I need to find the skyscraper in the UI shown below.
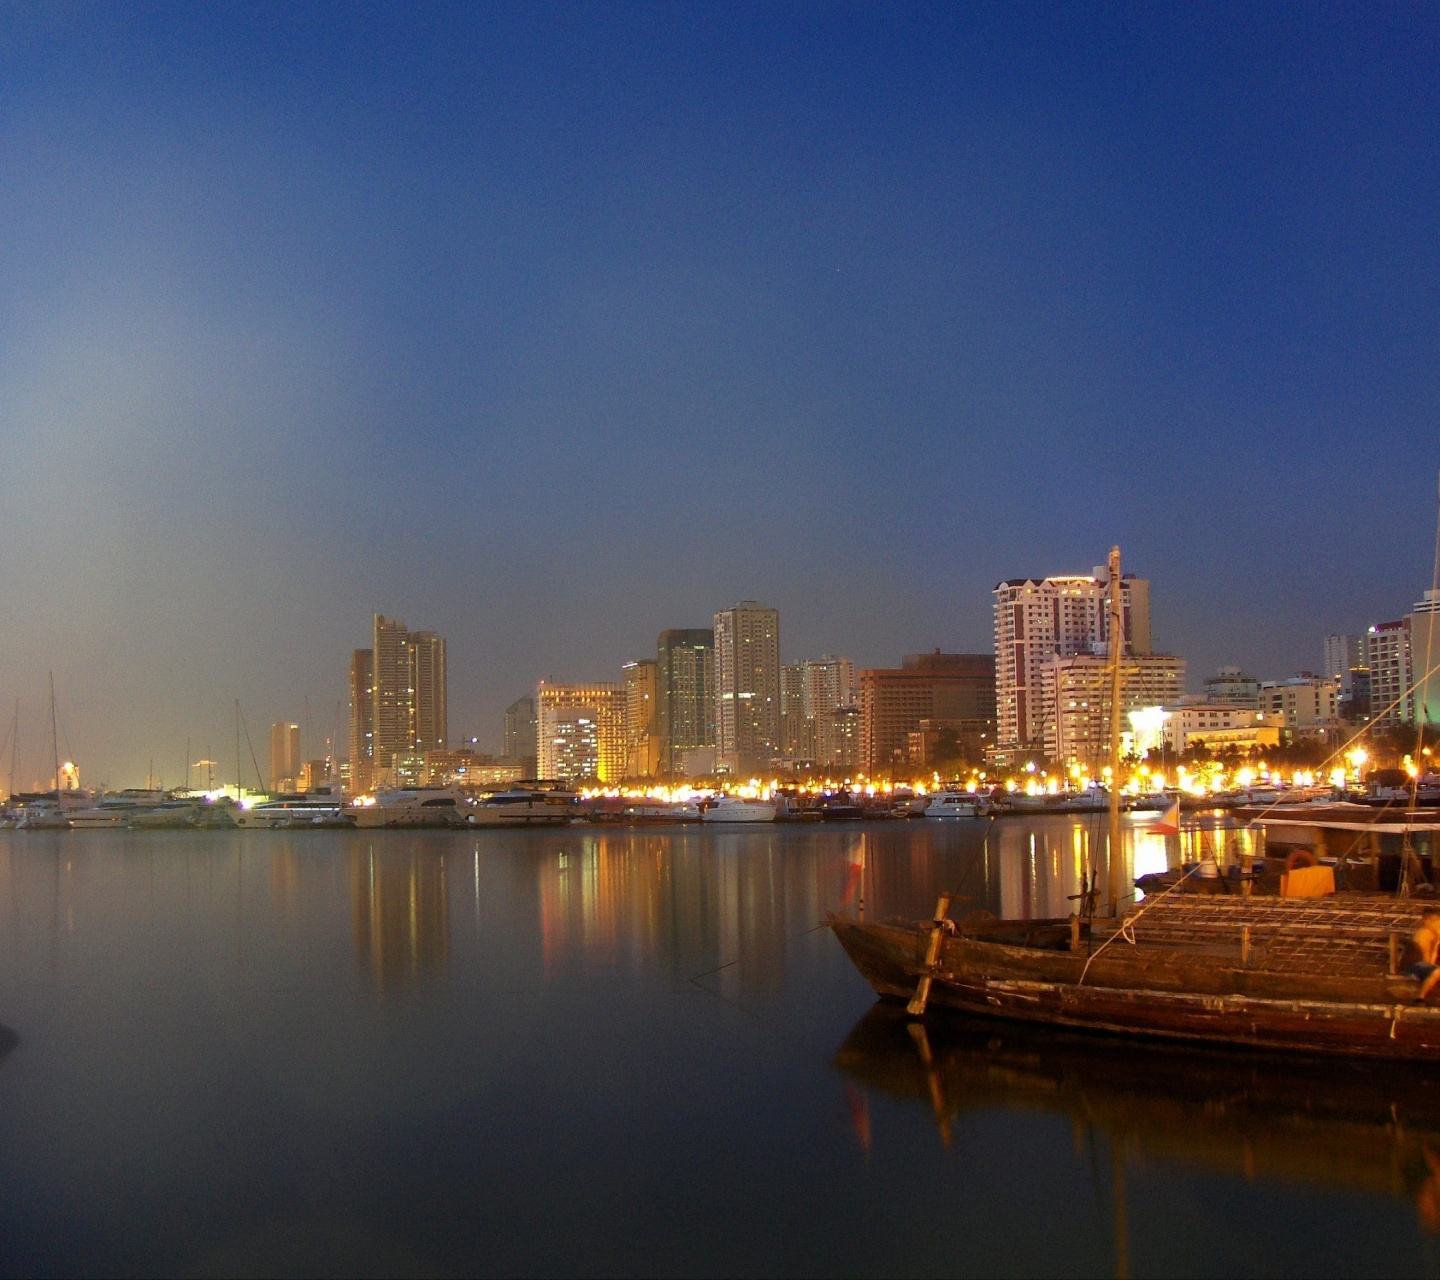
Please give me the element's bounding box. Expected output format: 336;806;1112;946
372;614;413;772
993;570;1152;755
352;614;449;787
348;648;375;792
713;601;780;776
269;722;300;792
536;681;625;783
409;631;447;752
780;655;856;765
1410;590;1440;727
621;659;660;778
656;629;714;776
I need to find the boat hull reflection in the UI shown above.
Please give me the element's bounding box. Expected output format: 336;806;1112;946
834;1004;1440;1227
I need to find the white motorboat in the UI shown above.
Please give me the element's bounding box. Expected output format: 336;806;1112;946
620;801;703;823
233;788;354;829
351;786;466;828
466;789;577;827
924;791;988;819
700;796;777;823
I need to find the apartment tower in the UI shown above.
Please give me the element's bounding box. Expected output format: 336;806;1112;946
656;628;715;776
993;570;1152;755
713;602;781;776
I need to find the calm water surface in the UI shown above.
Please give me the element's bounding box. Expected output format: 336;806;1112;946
0;816;1435;1277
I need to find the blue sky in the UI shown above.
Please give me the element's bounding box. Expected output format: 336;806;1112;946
0;3;1436;784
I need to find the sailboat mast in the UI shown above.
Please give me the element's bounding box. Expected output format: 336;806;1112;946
235;700;241;801
1106;547;1125;916
49;672;60;794
9;698;17;800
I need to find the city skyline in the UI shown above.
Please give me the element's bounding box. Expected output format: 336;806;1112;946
1;6;1438;785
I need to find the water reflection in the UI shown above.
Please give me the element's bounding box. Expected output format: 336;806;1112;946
350;843;449;996
835;1004;1440;1232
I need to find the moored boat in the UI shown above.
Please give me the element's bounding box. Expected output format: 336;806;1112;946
829;892;1440;1059
465;788;577;827
924;791;988;819
233;788;353;829
699;796;777;823
351;786;465;828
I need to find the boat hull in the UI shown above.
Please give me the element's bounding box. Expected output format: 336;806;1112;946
829;916;1440;1060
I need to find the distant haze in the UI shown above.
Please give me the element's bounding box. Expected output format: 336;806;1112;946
0;5;1436;786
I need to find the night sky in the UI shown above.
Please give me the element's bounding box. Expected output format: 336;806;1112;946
1;3;1436;787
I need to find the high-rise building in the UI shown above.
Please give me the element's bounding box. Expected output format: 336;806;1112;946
502;696;538;771
858;652;996;772
409;631;447;752
993;569;1152;754
356;614;449;785
1410;590;1440;726
621;659;660;778
1323;635;1362;685
779;655;856;766
372;614;413;771
1366;619;1413;726
269;722;300;792
348;648;375;793
536;681;625;783
713;602;781;775
1040;653;1186;768
779;663;808;760
656;629;714;776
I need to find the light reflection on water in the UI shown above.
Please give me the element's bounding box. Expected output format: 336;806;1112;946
0;818;1424;1277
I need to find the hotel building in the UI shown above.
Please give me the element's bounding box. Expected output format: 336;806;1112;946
536;680;625;783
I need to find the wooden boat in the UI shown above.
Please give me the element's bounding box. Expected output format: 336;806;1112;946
832;540;1440;1060
829;891;1440;1059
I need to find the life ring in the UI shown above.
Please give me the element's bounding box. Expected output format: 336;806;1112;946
1285;849;1318;871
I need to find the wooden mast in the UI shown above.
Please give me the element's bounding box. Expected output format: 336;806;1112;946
1106;547;1125;916
48;672;60;795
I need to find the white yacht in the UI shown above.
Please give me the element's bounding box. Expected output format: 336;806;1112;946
233;788;354;829
700;796;777;823
466;789;577;827
130;800;203;829
67;789;171;829
351;786;466;828
925;791;988;819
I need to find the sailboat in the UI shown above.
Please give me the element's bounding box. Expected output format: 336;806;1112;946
828;544;1440;1060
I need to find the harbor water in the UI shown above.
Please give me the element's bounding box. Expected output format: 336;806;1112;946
0;816;1434;1277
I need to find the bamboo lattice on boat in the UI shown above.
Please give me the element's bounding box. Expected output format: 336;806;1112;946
1093;894;1429;977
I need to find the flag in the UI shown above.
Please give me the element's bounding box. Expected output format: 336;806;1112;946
1151;798;1180;836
